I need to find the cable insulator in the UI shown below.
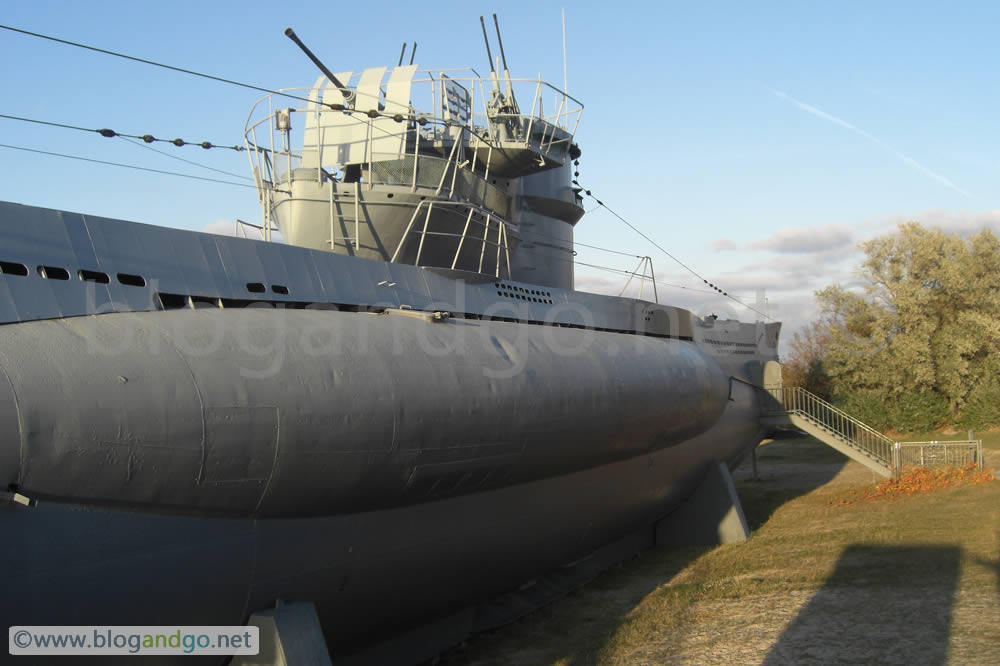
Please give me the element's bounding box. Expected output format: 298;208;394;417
366;109;379;119
2;112;252;154
393;114;403;123
417;116;428;126
329;103;345;111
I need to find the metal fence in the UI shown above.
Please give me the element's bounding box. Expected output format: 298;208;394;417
894;440;984;471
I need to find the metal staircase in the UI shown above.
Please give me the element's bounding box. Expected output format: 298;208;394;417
761;386;894;478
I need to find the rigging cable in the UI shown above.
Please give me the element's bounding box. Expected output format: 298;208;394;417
0;23;506;154
572;179;771;320
118;137;253;181
514;234;724;295
0;115;612;249
527;240;738;298
0;112;253;180
0;113;244;151
0;24;322;108
0;143;259;190
0;25;768;311
572;260;722;296
0;139;733;300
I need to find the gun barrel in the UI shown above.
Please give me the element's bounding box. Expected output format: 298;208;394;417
479;16;496;74
284;27;350;98
492;14;510;72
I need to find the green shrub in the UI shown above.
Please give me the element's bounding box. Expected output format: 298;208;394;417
885;391;951;432
958;378;1000;428
801;360;832;401
833;390;890;431
832;390;951;432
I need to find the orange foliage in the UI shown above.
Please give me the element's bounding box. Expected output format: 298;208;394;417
831;464;995;505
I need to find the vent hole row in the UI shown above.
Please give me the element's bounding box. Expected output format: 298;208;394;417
3;260;286;297
247;282;289;295
1;260;146;287
495;282;553;304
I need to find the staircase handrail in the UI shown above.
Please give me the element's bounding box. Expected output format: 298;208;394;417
766;386;892;442
765;386;899;470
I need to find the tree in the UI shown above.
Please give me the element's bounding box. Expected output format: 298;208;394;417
783;315;832;398
794;223;1000;430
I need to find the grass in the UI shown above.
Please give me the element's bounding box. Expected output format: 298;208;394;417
894;426;1000;449
441;436;1000;665
753;432;848;465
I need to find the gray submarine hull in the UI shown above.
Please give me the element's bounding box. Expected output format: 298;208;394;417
0;307;765;662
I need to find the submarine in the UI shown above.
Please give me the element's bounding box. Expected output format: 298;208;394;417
0;18;781;664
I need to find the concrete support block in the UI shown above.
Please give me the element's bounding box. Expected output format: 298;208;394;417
231;601;332;666
655;460;750;545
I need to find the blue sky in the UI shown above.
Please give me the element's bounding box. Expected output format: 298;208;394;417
2;1;998;346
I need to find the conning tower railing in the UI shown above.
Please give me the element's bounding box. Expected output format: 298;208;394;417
390;199;513;278
242;68;582;239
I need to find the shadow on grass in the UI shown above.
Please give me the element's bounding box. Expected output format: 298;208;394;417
552;441;848;665
736;437;848;532
441;438;850;665
763;544;961;665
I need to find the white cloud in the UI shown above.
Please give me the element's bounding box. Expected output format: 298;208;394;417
872;208;1000;236
750;223;854;254
202;220;236;236
710;238;739;251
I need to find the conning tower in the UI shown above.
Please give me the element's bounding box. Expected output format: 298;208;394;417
245;43;584;288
